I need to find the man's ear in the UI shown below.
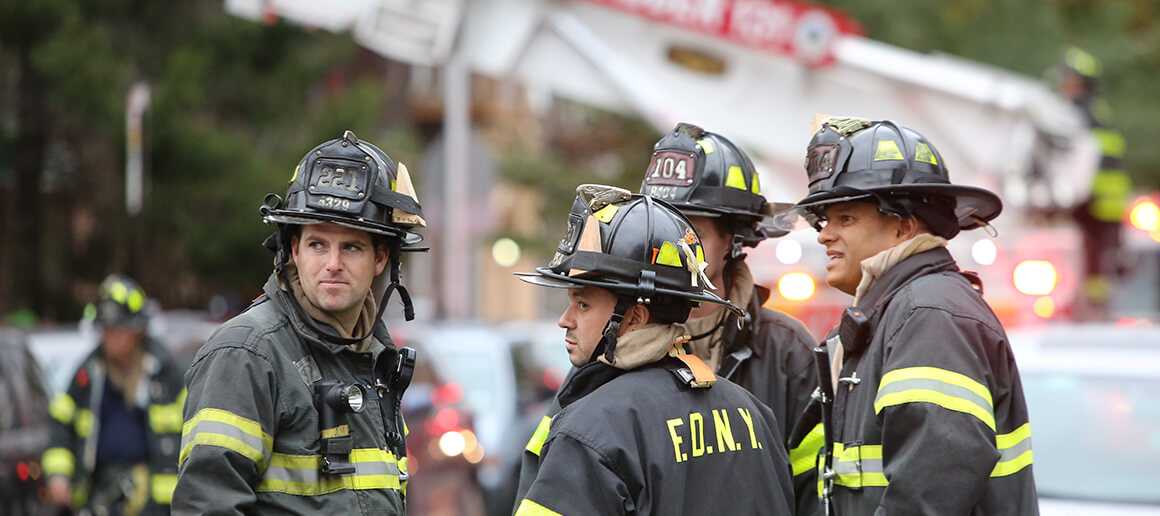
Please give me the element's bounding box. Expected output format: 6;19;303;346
374;244;390;276
625;303;651;330
290;236;300;260
897;216;921;240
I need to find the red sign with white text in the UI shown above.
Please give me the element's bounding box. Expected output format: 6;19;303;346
583;0;862;66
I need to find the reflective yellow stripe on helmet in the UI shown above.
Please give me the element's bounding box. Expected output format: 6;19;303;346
526;416;552;457
180;408;272;467
874;367;996;431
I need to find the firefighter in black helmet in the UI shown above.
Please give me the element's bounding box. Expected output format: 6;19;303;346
512;185;794;515
174;131;424;515
44;274;185;515
782;118;1038;515
641;122;821;515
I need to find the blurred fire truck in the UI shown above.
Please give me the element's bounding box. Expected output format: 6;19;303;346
232;0;1150;335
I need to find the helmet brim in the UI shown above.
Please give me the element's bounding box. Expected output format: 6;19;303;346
514;268;744;315
264;209;424;247
792;184;1002;231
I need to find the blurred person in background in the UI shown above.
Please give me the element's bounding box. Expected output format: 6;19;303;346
173;131;425;515
512;185;794;515
42;274;185;515
641;122;821;515
1056;47;1132;319
783;118;1038;515
0;328;52;516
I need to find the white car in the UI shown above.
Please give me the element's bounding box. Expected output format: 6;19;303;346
1010;324;1160;515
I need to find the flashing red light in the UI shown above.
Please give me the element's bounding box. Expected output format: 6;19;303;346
16;462;29;482
541;370;562;391
432;383;462;406
425;407;463;437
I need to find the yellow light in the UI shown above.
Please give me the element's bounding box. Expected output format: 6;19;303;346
438;430;466;457
491;238;521;268
1032;296;1055;319
777;272;815;301
1013;260;1057;296
1129;199;1160;233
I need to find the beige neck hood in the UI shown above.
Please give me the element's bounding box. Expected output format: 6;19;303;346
597;323;692;370
685;261;755;370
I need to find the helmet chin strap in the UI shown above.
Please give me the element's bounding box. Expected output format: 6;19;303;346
590;297;635;366
380;245;416;321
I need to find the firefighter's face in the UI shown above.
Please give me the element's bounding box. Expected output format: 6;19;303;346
102;326;143;362
688;216;730;287
558;287;616;366
292;223;389;316
816;201;910;295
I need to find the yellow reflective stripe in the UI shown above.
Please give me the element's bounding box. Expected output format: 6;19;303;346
50;393;76;424
179;408;272;466
403;419;409;437
879;367;992;405
526;416;552;456
831;443;888;488
151;473;178;504
789;423;824;476
1093;128;1125;158
655;241;683;267
875;390;996;431
874;140;904;161
593;204;619;223
750;172;761;194
42;447;75;476
149;389;186;434
992;423;1033;477
875;367;996;431
515;498;562;516
725;165;748;190
257;449;402;495
321;425;350;439
76;409;94;437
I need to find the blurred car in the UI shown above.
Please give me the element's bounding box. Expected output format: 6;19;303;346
0;329;52;516
398;347;487;516
1010;324;1160;514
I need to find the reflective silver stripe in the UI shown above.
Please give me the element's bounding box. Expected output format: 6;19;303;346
354;459;400;476
874;378;993;414
998;435;1032;462
835;457;883;476
180;420;267;457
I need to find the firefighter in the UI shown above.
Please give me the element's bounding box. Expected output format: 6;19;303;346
512;185;794;515
172;131;425;514
640;122;821;514
43;274;185;515
1057;47;1131;318
783;118;1038;515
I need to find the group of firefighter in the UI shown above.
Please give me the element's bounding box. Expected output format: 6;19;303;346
42;53;1130;516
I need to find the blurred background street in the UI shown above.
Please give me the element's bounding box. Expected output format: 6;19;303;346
2;0;1159;514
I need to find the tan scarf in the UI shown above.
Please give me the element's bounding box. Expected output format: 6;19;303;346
284;264;377;351
597;323;692;370
831;234;948;389
105;347;146;405
685;261;756;371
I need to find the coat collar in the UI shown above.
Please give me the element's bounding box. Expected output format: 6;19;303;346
262;273;389;356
